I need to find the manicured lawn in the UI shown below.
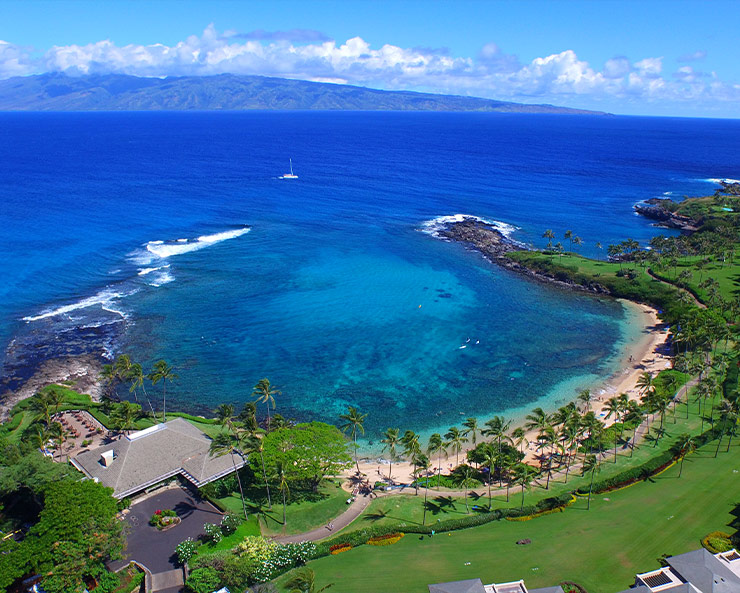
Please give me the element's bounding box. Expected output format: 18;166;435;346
196;515;262;555
335;401;706;533
294;437;740;593
216;480;349;537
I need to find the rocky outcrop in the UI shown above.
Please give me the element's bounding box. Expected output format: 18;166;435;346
633;199;699;232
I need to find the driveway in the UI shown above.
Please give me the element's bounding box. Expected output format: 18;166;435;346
110;485;223;574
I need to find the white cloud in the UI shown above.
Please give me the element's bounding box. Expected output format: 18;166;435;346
677;50;707;63
1;25;739;113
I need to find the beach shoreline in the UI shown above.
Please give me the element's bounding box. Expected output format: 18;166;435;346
347;301;671;484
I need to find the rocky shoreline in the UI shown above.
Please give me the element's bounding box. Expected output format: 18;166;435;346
633;199;699;232
0;354;105;421
437;217;611;295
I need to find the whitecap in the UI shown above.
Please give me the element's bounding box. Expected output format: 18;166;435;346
421;214;524;246
148;269;175;287
145;227;251;259
704;177;740;184
23;287;137;322
138;264;170;276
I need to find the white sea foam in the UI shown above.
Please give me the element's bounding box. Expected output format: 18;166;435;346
23;287;136;322
421;214;521;243
141;227;251;261
147;269;175;287
138;264;170;276
705;177;740;184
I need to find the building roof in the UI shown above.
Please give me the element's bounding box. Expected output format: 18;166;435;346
429;579;487;593
71;418;245;498
667;549;740;593
529;587;565;593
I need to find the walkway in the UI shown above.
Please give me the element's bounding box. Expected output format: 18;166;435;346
272;491;375;543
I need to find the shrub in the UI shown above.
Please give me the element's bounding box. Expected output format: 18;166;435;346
234;536;277;563
368;532;404;546
203;522;222;544
560;582;588;593
175;538;198;565
185;567;222;593
701;531;734;553
330;544;352;555
221;512;242;535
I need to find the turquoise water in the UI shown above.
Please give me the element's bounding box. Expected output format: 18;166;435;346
2;112;739;440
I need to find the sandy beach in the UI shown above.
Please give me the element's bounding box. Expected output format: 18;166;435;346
345;303;671;486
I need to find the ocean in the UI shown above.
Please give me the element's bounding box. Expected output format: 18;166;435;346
1;111;739;443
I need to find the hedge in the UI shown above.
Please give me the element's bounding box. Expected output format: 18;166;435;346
576;426;721;495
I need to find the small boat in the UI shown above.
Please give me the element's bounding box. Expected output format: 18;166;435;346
279;158;298;179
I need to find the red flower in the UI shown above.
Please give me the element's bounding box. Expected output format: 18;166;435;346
155;510;162;515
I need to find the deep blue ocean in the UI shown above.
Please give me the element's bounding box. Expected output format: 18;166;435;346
1;112;739;444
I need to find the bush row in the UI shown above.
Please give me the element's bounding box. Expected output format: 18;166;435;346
577;426;721;495
313;492;574;558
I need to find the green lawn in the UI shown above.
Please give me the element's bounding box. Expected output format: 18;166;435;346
334;400;705;533
196;515;262;555
216;480;349;537
293;437;740;593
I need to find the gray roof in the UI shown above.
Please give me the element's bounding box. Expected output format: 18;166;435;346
72;418;245;498
530;587;565;593
667;549;740;593
428;579;487;593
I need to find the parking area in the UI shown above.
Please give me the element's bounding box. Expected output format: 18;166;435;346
110;484;223;574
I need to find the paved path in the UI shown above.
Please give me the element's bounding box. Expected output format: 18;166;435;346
151;569;184;592
271;492;375;543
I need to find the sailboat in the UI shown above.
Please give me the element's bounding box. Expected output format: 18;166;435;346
279;158;298;179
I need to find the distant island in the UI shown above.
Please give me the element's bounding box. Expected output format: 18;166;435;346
0;72;607;113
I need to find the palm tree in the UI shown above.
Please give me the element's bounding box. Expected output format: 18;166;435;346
483;416;512;456
252;378;280;432
512;427;528;456
542;229;555;250
148;360;178;423
577;389;592;413
128;362;156;417
564;229;573;250
243;433;272;510
416;454;432;525
339;406;367;474
462;417;480;448
427;433;446;489
215;403;236;433
453;465;477;514
677;434;695;477
401;430;421;495
513;464;535;511
525;407;550;434
29;424;50;454
581;454;601;510
636;372;655;399
715;399;738;457
28;390;54;426
381;428;400;483
604;396;621;462
444;426;467;468
47;422;66;461
285;567;334;593
480;442;498;509
110;401;139;435
209;432;248;518
276;460;290;526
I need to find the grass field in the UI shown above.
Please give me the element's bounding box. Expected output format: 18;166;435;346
216;480;349;537
292;437;740;593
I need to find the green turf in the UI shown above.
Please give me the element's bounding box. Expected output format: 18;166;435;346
293;437;740;593
196;515;262;555
215;480;350;537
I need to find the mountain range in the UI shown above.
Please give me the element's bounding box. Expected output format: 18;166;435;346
0;73;605;114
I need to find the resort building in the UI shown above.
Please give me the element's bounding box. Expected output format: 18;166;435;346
71;417;245;499
620;548;740;593
428;578;563;593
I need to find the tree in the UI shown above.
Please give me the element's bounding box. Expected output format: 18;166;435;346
452;465;477;514
25;480;124;593
238;402;260;433
110;401;140;436
603;396;622;462
480;442;498;509
128;362;156;417
276;460;290;526
513;464;535;511
215;403;236;433
427;433;446;490
676;434;695;477
401;430;421;495
577;389;593;413
444;426;467;468
581;454;601;510
148;360;178;423
381;428;400;483
243;433;272;510
462;417;480;447
253;378;280;432
285;567;333;593
339;406;367;474
511;427;528;456
251;422;351;493
209;432;248;519
28;389;54;425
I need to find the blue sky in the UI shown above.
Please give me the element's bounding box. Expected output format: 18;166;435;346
1;0;739;117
